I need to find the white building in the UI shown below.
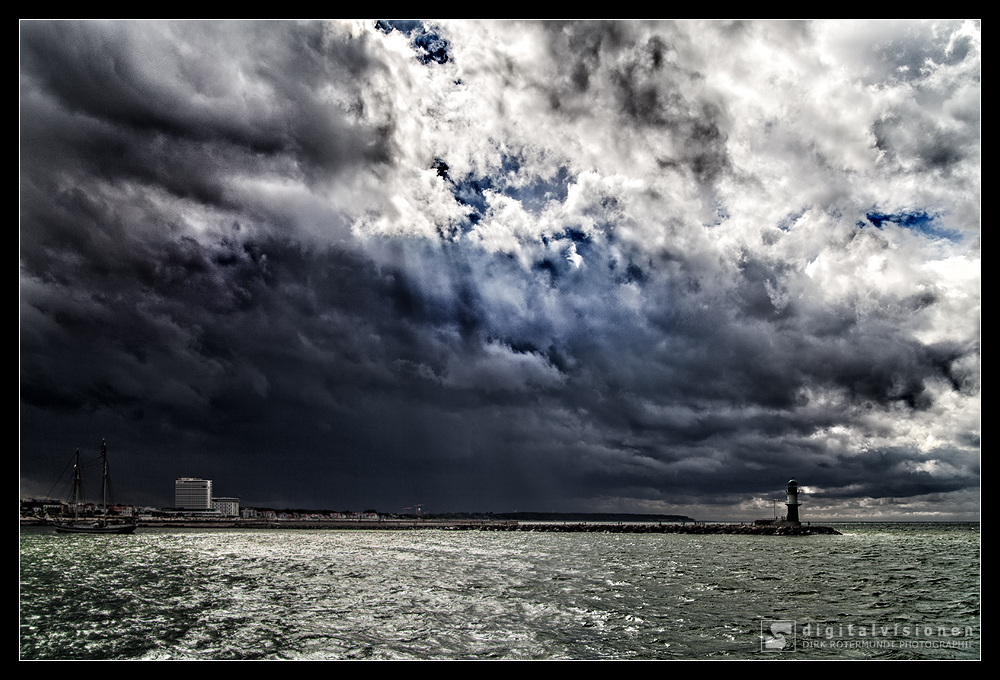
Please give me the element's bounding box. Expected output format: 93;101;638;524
175;478;212;510
212;497;240;517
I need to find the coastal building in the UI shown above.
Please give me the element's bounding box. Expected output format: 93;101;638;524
175;478;213;510
212;497;240;517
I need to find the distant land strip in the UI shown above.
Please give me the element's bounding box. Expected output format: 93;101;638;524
23;517;841;535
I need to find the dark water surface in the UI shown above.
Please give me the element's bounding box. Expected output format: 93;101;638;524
20;523;979;659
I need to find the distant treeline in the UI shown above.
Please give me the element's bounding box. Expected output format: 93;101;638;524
408;512;697;523
253;509;697;523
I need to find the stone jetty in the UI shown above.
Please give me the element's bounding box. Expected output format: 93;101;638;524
470;522;841;535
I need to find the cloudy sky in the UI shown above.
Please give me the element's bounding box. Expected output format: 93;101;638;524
20;21;980;520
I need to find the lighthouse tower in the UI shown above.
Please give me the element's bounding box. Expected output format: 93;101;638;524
785;479;802;525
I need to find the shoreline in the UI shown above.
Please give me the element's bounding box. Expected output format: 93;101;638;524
22;518;841;535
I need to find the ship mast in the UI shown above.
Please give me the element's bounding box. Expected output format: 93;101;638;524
72;448;82;521
101;439;108;516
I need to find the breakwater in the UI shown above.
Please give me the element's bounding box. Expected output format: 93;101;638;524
504;523;841;535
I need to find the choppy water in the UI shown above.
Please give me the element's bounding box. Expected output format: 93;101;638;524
20;523;979;660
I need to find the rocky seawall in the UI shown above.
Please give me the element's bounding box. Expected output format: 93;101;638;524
498;523;841;535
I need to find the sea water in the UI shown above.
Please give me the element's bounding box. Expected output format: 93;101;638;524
19;523;980;660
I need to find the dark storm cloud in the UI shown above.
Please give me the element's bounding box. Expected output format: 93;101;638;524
871;111;978;174
20;21;388;203
539;21;731;184
20;21;979;519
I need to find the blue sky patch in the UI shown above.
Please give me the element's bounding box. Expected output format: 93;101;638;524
777;209;806;231
444;156;574;231
376;20;450;64
863;210;960;241
502;165;572;213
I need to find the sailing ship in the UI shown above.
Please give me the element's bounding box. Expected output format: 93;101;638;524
55;440;137;534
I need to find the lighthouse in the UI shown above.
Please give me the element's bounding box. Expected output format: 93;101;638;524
785;479;801;525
